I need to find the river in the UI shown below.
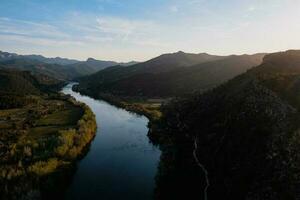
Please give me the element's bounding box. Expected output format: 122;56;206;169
61;83;161;199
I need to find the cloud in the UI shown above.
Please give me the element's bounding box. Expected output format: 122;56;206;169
0;34;83;47
95;16;161;42
170;5;178;13
0;17;69;39
0;13;168;56
1;0;299;61
247;6;257;12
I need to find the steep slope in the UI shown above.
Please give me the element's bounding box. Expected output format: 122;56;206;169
154;50;300;199
0;69;64;109
0;69;63;94
0;70;41;95
250;50;300;108
77;53;265;98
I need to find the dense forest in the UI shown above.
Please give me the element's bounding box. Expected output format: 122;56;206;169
150;50;300;200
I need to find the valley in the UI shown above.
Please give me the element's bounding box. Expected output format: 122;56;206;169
1;1;299;200
1;49;300;200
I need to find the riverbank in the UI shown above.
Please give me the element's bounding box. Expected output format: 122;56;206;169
72;84;162;122
71;83;207;199
0;91;97;199
64;83;161;200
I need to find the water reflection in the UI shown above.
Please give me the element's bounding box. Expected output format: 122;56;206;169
62;84;161;200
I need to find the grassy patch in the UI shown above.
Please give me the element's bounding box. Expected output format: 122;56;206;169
36;105;83;126
28;126;69;139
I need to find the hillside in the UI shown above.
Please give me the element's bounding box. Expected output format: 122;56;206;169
76;52;265;98
152;50;300;199
0;58;87;80
0;70;41;95
79;51;223;82
0;69;64;109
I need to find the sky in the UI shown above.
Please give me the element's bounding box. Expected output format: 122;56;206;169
0;0;300;62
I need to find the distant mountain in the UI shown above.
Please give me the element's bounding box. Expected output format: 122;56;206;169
0;50;138;80
76;52;265;98
0;58;78;80
0;51;79;65
64;58;117;77
66;57;138;76
155;50;300;199
25;55;79;65
119;61;140;66
126;51;225;73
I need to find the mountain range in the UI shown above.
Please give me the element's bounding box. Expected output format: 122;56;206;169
1;48;300;199
76;51;266;98
0;51;138;80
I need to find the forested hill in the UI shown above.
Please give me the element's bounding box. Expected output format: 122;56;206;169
76;52;265;98
0;70;41;95
0;69;65;94
156;50;300;199
0;69;64;109
0;58;81;80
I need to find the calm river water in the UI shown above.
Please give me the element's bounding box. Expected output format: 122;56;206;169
61;83;161;200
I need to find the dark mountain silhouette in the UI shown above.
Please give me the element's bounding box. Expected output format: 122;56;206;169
0;69;63;95
76;52;265;98
0;70;41;95
154;50;300;200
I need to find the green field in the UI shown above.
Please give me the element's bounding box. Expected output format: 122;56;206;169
35;107;83;126
28;101;83;139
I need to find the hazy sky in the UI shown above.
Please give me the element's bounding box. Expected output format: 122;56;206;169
0;0;299;61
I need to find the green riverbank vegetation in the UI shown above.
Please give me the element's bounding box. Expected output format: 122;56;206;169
73;84;162;121
0;70;97;199
0;94;96;179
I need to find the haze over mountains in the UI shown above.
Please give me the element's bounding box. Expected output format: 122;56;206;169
0;51;79;65
0;50;266;97
76;51;266;98
0;51;138;80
